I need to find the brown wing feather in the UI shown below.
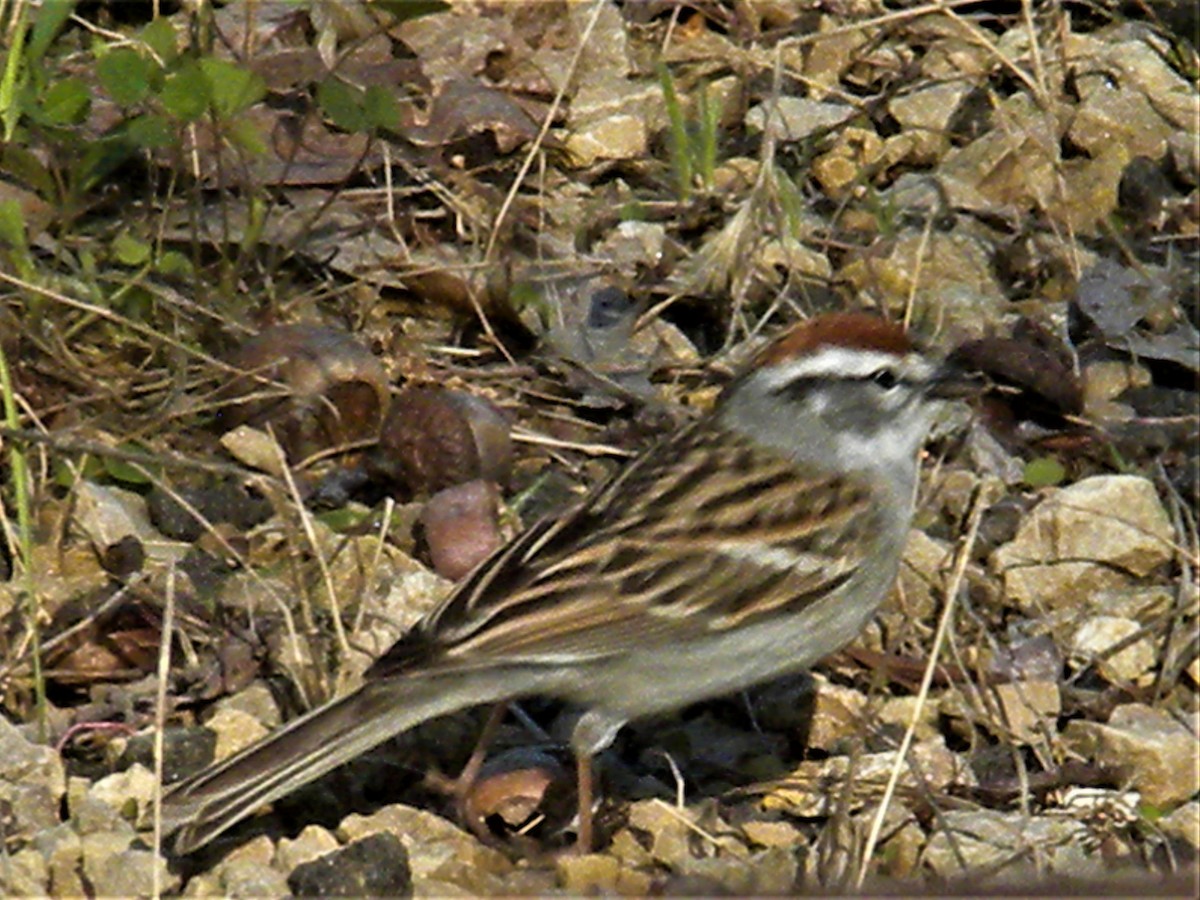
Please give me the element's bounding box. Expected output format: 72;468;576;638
368;418;877;677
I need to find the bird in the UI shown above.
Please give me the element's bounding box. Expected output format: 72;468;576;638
160;311;973;855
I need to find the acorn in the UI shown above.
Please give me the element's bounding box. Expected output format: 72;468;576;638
372;386;512;496
218;324;389;462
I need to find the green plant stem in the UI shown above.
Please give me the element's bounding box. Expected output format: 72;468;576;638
0;339;45;739
0;0;30;141
658;63;692;200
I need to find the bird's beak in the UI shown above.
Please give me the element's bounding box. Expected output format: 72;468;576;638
928;360;986;400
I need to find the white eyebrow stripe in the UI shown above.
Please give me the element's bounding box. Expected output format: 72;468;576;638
760;347;929;391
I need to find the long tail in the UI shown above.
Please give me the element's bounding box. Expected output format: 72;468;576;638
160;672;508;853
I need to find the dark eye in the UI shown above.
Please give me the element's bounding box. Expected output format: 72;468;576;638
871;370;899;389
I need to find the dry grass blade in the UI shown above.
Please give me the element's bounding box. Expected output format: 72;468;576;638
855;486;986;889
151;562;175;900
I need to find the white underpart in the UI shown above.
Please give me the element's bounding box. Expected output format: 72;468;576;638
833;422;926;477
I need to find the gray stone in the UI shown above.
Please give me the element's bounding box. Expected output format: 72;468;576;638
763;738;968;817
288;832;411;898
203;835;290;898
746;96;856;142
337;803;511;890
218;858;292;899
891;81;974;132
89;762;157;827
924;809;1101;881
838;225;1009;339
994;475;1174;575
0;847;49;895
998;562;1133;615
678;847;799;895
32;824;85;897
1068;85;1175;159
275;824;341;872
624;799;698;866
202;707;270;763
1160;801;1200;849
1062;704;1200;807
0;713;66;807
88;848;178;898
80;829;135;889
983;680;1062;745
209;680;283;729
555;853;622;895
69;775;134;837
2;782;61;840
566;114;647;165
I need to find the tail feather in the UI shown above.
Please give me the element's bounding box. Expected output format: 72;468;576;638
161;674;505;853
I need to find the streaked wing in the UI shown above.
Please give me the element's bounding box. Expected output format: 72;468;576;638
368;418;877;678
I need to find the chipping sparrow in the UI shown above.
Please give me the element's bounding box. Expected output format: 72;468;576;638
161;312;972;854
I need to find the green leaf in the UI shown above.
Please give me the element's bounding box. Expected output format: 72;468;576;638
227;117;266;155
103;443;155;485
1;144;55;198
140;17;179;65
159;62;208;122
37;76;91;125
53;455;105;488
1023;456;1066;488
112;231;151;266
317;77;367;132
97;47;155;107
0;199;30;253
27;0;77;65
155;250;194;278
124;112;173;149
363;84;400;131
199;57;265;117
618;201;647;221
1136;801;1167;823
71;136;136;194
316;505;372;533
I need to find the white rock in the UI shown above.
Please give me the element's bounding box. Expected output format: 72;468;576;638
1071;615;1155;684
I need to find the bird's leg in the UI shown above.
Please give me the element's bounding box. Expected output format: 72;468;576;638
574;751;595;853
423;702;510;828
